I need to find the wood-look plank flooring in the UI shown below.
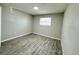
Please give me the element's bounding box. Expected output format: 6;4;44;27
0;34;62;55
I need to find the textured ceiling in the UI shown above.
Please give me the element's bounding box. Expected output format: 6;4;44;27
1;3;68;15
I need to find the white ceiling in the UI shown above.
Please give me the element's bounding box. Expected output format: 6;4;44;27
2;3;68;15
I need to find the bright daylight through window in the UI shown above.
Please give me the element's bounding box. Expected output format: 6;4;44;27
40;17;51;26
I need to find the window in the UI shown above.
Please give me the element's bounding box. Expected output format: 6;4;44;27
40;17;51;26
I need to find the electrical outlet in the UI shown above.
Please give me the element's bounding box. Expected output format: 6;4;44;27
14;32;16;34
10;7;13;13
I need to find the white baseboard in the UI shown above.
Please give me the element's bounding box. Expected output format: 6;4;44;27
33;32;61;40
1;32;60;43
1;33;32;42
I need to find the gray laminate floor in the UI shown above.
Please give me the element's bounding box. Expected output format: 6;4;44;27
0;33;62;55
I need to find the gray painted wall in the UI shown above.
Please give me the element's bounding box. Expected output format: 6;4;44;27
33;14;63;40
62;4;79;55
1;6;33;42
0;6;1;46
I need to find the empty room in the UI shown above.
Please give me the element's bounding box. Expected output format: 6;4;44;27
0;3;79;55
